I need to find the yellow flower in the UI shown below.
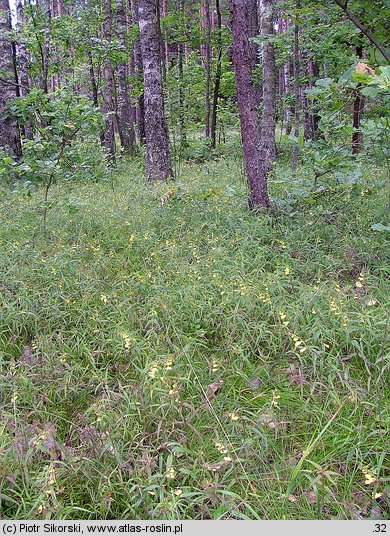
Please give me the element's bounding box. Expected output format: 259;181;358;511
100;294;108;304
228;412;239;422
270;390;280;408
284;266;291;276
364;472;376;485
166;467;175;480
148;366;158;379
165;359;174;371
174;488;183;497
279;311;287;320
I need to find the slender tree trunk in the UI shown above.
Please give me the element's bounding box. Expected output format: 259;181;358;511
42;0;51;93
15;0;29;97
201;0;211;140
291;0;300;173
138;0;173;181
0;0;22;158
281;17;292;134
284;63;292;134
131;0;146;145
229;0;270;210
88;50;105;146
352;45;364;155
248;0;261;107
259;0;276;164
116;0;136;153
177;33;186;144
102;0;116;162
210;0;222;149
308;59;320;139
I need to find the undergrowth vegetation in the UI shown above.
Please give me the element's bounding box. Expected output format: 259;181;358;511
0;137;389;520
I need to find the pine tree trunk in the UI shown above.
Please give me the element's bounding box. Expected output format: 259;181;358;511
178;39;186;144
229;0;270;210
138;0;173;181
210;0;222;150
131;0;146;145
284;60;292;134
201;0;211;140
15;0;29;97
116;0;136;153
259;0;276;164
291;0;300;173
42;0;51;93
102;0;116;162
0;0;22;158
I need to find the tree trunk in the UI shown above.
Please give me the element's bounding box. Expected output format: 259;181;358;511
116;0;136;153
308;60;320;140
102;0;116;162
352;45;364;155
210;0;222;150
42;0;51;93
201;0;211;140
88;50;105;146
15;0;29;97
138;0;173;181
229;0;270;210
0;0;22;158
178;37;186;144
291;0;300;173
131;0;146;145
259;0;276;164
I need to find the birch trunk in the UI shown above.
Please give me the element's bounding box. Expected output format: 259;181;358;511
102;0;116;162
116;0;136;153
138;0;172;180
259;0;276;164
131;0;146;145
0;0;22;158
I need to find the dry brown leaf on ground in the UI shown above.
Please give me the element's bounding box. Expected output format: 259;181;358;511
206;379;224;402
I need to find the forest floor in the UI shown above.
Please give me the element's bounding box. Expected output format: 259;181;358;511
0;136;389;520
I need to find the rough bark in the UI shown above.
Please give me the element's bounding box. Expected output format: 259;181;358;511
201;0;212;140
116;0;136;153
284;60;292;134
291;0;300;174
177;20;186;145
131;0;146;145
15;0;30;97
42;0;51;93
138;0;173;181
102;0;116;162
259;0;276;164
210;0;222;149
0;0;22;158
229;0;270;210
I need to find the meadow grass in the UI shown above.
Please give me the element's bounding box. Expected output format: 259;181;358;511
0;137;389;519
